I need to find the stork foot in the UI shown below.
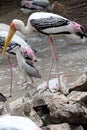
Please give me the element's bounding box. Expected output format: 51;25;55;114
33;85;48;95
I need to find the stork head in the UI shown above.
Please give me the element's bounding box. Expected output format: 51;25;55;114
2;22;16;56
66;21;87;43
72;22;87;36
2;19;25;56
21;46;37;62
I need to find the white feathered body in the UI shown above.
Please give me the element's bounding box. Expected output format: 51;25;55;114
0;115;42;130
27;12;86;43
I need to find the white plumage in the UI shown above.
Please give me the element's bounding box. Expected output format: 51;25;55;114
0;115;42;130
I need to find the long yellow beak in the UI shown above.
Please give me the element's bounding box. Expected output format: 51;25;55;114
2;24;16;56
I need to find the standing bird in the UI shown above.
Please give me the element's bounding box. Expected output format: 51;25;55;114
14;43;41;86
2;12;87;90
0;115;42;130
0;31;37;97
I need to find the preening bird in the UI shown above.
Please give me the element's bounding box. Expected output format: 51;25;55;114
14;44;41;86
21;0;50;14
0;31;37;97
20;0;68;15
0;115;42;130
2;12;87;91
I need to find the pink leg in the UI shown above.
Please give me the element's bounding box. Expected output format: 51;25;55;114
30;77;34;85
48;36;58;60
11;56;18;67
7;56;13;97
48;36;60;86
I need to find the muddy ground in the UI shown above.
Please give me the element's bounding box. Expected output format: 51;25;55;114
0;1;87;102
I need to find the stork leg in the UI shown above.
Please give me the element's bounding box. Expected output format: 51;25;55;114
30;77;34;85
11;56;18;67
7;56;13;97
47;35;60;87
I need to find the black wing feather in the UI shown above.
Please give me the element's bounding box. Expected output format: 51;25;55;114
30;17;69;32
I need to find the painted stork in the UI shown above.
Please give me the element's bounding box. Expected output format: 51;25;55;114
20;0;68;15
2;12;87;90
21;0;50;14
13;43;41;86
0;31;37;97
0;115;42;130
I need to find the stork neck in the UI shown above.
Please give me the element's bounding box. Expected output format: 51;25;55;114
19;21;34;35
16;48;25;64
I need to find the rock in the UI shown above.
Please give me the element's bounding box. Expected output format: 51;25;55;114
72;125;84;130
45;93;69;105
33;95;52;125
68;91;87;104
42;123;71;130
0;101;10;115
70;125;84;130
48;102;87;124
33;90;69;106
69;72;87;93
9;96;43;126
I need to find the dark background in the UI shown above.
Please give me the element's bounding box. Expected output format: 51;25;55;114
0;0;87;29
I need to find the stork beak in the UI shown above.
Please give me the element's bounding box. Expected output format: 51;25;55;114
2;22;16;56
